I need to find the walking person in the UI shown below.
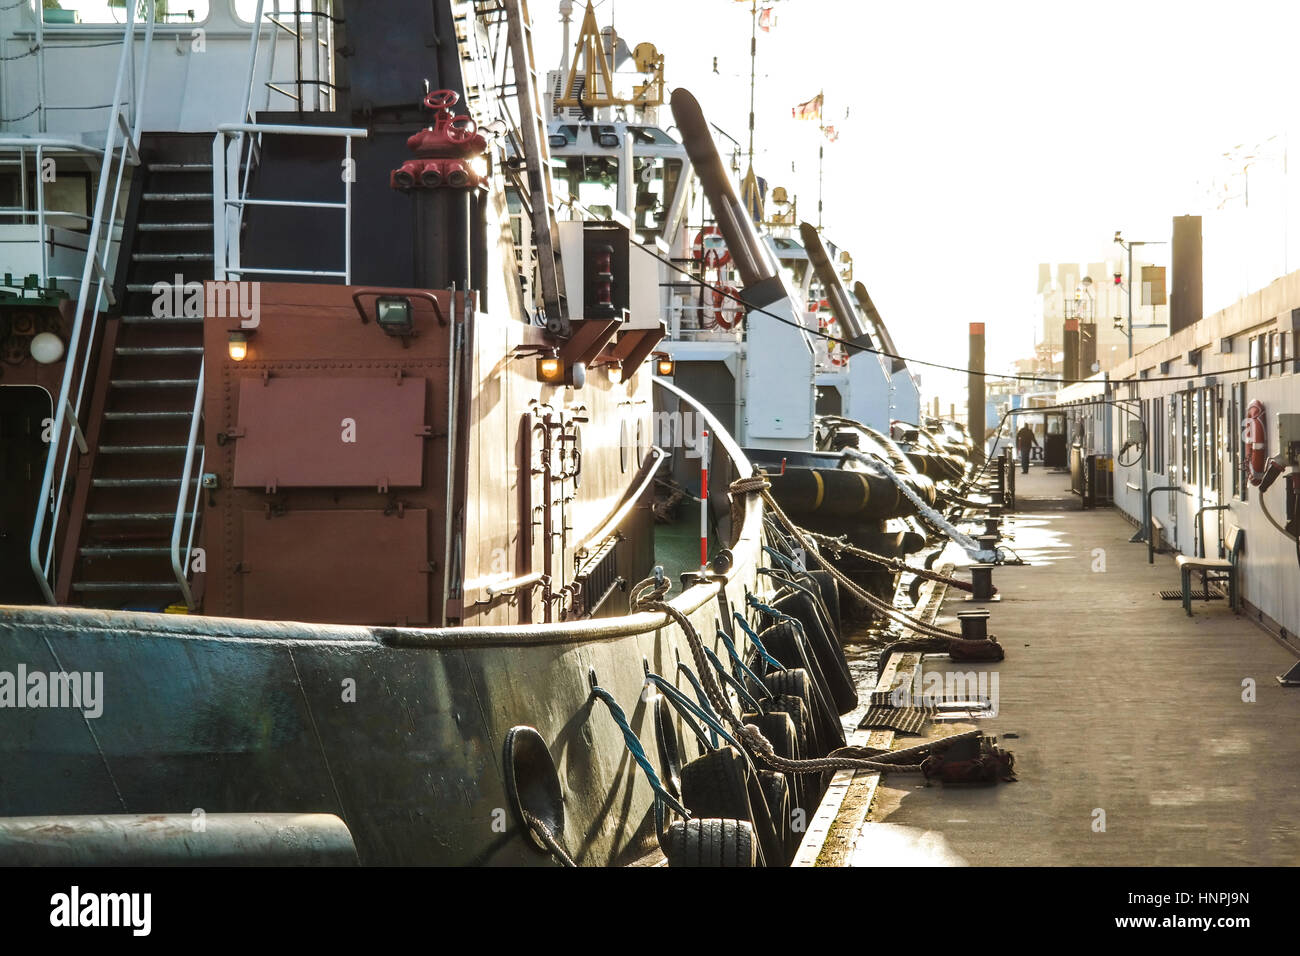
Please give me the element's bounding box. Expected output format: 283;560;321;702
1016;422;1039;474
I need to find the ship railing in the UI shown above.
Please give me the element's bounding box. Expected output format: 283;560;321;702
212;122;367;283
0;139;107;291
28;3;158;606
170;362;205;610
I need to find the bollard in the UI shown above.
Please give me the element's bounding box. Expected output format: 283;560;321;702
967;563;997;602
982;515;1001;539
976;533;999;555
956;609;991;641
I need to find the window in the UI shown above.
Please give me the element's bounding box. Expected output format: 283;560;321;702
1249;335;1263;379
38;1;209;24
1234;381;1249;500
1228;385;1239;498
1167;395;1177;480
1150;397;1164;474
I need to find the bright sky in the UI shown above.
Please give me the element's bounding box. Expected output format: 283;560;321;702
533;0;1300;408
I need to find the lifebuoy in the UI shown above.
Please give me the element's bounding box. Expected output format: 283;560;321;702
692;227;731;269
711;285;743;329
1244;399;1269;486
828;346;847;367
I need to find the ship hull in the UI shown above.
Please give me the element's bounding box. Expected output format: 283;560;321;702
0;489;768;866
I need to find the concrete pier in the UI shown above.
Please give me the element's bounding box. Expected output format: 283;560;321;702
822;466;1300;866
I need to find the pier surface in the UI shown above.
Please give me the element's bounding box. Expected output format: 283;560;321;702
820;466;1300;866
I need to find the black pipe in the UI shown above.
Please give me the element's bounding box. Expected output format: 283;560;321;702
799;221;867;341
1147;485;1189;564
669;89;779;303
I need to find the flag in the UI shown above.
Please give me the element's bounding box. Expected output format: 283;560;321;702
822;125;838;143
758;6;774;30
792;92;822;121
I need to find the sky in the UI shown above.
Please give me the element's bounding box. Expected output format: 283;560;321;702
533;0;1300;409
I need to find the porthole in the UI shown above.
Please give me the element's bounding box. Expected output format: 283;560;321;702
636;418;645;467
620;419;629;473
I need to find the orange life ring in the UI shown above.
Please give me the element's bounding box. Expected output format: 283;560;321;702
692;227;731;269
1244;399;1268;486
711;285;743;329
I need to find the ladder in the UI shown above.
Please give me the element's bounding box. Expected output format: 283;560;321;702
502;0;568;333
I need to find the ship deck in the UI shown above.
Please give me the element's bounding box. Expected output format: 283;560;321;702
802;465;1300;866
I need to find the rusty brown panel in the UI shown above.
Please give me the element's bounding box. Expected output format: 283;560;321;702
232;376;427;490
201;283;456;623
240;509;430;624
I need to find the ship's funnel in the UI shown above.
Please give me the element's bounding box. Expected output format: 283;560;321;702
670;89;781;304
852;281;906;374
798;221;868;341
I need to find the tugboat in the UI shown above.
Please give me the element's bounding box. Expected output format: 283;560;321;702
0;0;875;867
539;5;973;616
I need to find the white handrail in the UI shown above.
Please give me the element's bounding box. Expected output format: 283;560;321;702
170;363;204;610
27;1;157;605
212;123;366;283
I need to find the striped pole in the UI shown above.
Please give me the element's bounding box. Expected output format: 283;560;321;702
700;429;710;568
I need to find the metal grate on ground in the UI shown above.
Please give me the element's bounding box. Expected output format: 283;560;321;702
1158;590;1223;601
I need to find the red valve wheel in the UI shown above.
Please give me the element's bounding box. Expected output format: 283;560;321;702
424;89;459;111
446;114;478;143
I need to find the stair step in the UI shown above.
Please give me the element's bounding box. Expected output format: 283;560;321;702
142;192;214;201
131;252;213;262
71;581;180;592
136;222;212;232
120;314;204;325
147;162;213;173
110;378;200;388
92;477;197;487
103;410;193;421
98;444;188;454
79;544;172;557
114;346;204;356
85;512;175;522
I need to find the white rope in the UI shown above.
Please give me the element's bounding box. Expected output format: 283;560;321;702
840;448;998;562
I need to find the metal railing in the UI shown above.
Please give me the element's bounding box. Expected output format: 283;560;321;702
170;364;205;609
27;2;157;605
212;122;366;283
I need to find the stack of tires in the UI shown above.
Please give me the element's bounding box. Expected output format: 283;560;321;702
661;566;857;867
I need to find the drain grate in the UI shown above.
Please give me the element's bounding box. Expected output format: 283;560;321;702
858;705;934;735
1159;590;1223;601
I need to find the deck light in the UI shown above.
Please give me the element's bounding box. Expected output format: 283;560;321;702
375;296;414;336
537;350;563;383
227;331;248;362
655;355;675;376
29;331;64;364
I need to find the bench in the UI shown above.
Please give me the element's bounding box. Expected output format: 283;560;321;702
1175;527;1244;617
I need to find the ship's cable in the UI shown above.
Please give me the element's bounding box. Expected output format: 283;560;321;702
633;242;1291;388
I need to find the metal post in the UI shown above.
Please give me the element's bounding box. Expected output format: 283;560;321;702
1146;485;1186;564
699;429;710;568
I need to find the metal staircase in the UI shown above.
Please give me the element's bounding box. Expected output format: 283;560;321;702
60;135;212;609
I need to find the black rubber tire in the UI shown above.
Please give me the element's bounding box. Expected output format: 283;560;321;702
805;569;842;636
755;619;839;721
765;667;845;755
757;771;794;864
773;590;857;714
680;747;782;867
742;710;804;817
663;818;757;867
680;747;751;823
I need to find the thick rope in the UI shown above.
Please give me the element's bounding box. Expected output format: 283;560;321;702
743;478;964;641
631;574;925;776
802;530;977;594
840;447;996;561
521;809;577;868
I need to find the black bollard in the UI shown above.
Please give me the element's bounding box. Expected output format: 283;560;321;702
967;563;997;602
983;515;1002;539
976;533;999;556
956;609;991;641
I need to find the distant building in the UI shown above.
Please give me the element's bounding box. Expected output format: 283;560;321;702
1032;255;1168;378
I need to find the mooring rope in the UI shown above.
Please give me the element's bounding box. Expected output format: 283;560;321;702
731;475;964;641
800;530;977;594
521;809;577;868
631;573;927;775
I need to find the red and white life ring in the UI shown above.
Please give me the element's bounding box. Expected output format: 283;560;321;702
692;227;731;269
1243;399;1269;486
711;285;743;329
